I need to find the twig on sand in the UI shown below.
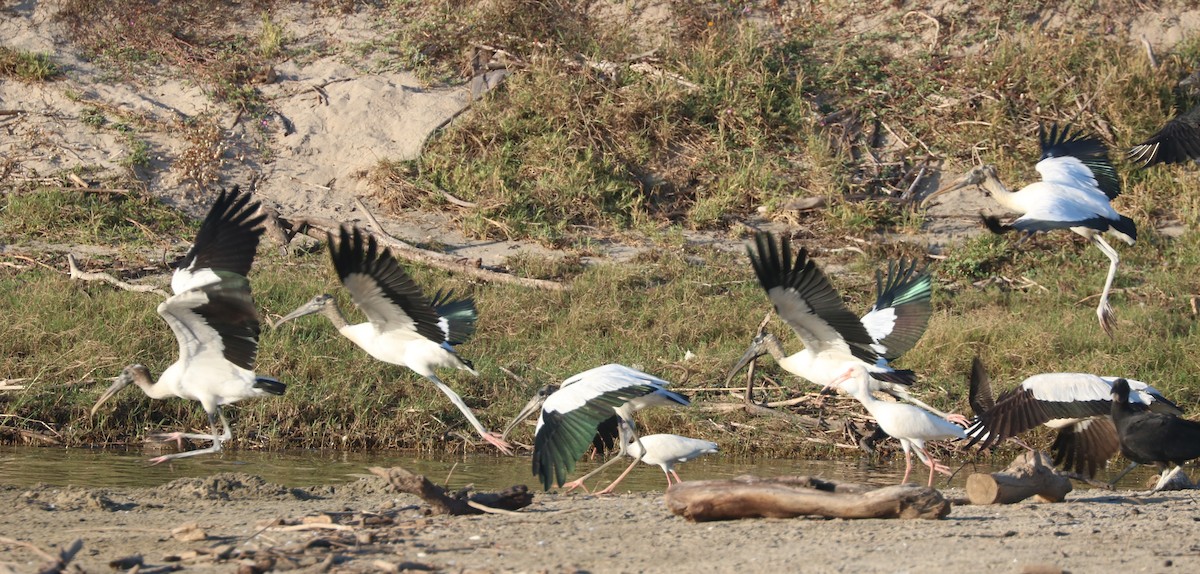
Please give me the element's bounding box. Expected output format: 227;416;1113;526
0;536;84;574
66;254;169;297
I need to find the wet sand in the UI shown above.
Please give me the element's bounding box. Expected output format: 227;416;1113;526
2;472;1196;573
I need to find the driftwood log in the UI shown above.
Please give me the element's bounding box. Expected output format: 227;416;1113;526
966;451;1073;505
369;466;533;515
664;475;950;521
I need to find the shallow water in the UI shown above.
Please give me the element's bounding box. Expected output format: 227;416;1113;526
0;446;1163;491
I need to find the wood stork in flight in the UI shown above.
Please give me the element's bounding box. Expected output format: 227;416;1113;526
506;364;690;491
830;363;965;487
727;231;957;421
1129;103;1200;167
90;187;283;464
602;433;718;492
964;357;1180;479
922;124;1136;335
1111;378;1200;491
274;227;511;454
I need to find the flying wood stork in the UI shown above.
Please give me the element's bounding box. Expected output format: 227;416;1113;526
1129;103;1200;167
965;357;1181;479
599;434;718;493
506;364;690;491
831;363;966;487
90;187;283;464
922;124;1136;335
1111;378;1200;491
274;227;511;454
727;232;958;422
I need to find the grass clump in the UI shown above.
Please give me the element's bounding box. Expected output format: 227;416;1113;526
0;46;60;81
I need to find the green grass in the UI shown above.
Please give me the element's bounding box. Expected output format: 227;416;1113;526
0;46;60;81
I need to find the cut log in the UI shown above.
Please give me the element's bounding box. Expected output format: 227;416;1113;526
369;466;533;515
664;475;950;521
966;451;1073;505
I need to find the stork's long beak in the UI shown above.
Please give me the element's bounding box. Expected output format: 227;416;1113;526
90;373;132;416
920;177;974;207
502;392;547;440
273;296;329;328
723;339;766;386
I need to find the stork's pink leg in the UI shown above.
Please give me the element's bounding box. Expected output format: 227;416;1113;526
596;458;641;495
562;478;592;494
480;431;514;456
901;451;914;484
663;470;673;488
670;470;682;483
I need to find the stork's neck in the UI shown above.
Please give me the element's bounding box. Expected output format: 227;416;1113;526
979;171;1019;210
131;365;173;400
320;302;350;329
761;333;789;361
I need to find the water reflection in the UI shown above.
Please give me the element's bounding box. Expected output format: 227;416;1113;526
0;446;1161;492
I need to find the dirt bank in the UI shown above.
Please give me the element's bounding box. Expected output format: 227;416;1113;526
1;471;1196;573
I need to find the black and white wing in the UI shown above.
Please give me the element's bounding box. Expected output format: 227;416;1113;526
532;364;688;490
859;259;932;361
1036;123;1121;200
171;186;266;294
329;227;444;343
747;232;879;364
1129;104;1200;167
159;272;261;370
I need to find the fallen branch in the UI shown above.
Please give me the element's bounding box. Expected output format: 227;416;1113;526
281;213;568;291
0;536;84;574
966;451;1072;504
369;466;533;515
66;254;169;297
664;475;950;521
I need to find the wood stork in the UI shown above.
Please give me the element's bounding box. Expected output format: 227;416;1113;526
922;124;1136;335
964;357;1181;479
598;433;718;493
1111;378;1200;491
507;363;690;491
89;187;283;464
1129;96;1200;166
274;226;511;454
830;363;965;487
727;231;958;421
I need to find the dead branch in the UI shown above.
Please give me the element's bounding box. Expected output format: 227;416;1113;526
665;475;950;521
66;254;169;297
281;212;568;291
257;204;293;257
369;466;533;515
966;451;1072;504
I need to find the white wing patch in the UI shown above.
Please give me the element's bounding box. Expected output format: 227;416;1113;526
171;267;222;295
1035;155;1098;190
545;364;668;415
860;307;897;354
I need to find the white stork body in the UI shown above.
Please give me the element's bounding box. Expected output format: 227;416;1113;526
90;187;283;464
966;357;1180;479
507;364;691;491
923;124;1135;334
603;434;718;491
275;227;508;454
728;232;955;420
833;364;965;487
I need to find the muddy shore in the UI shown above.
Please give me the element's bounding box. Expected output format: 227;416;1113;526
2;471;1196;573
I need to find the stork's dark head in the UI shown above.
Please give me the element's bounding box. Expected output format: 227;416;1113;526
922;165;999;206
274;294;336;327
502;384;561;439
90;364;153;416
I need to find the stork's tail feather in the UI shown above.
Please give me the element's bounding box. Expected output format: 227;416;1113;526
981;215;1013;235
871;369;915;386
254;376;286;395
1110;215;1137;245
431;290;478;345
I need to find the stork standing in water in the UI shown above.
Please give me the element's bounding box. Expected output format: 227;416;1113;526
505;364;690;492
830;363;966;487
90;187;284;464
965;357;1181;479
727;231;960;423
603;433;718;492
275;227;511;454
1111;378;1200;491
922;124;1136;335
